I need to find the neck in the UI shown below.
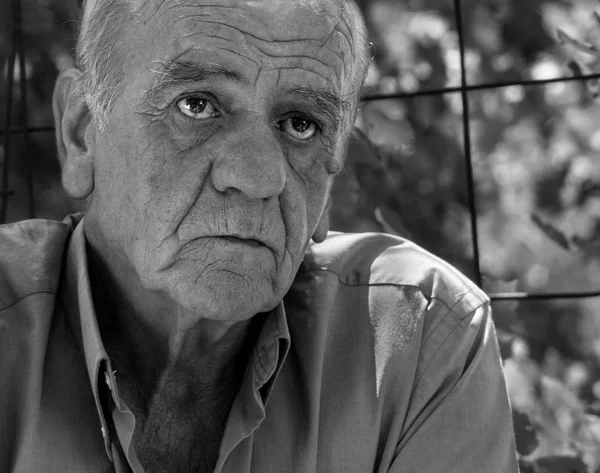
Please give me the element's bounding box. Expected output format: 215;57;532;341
84;233;261;411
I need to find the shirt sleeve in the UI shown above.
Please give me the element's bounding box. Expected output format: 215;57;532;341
389;303;520;473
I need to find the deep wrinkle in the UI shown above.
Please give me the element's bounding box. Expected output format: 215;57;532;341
170;156;208;239
165;8;349;85
145;59;244;105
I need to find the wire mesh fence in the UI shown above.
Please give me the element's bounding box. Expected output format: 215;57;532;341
5;0;600;471
3;0;599;303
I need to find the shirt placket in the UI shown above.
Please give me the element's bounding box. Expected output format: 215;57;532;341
216;336;289;473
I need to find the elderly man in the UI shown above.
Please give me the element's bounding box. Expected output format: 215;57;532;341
0;0;519;472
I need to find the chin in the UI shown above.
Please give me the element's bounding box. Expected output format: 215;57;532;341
169;267;283;322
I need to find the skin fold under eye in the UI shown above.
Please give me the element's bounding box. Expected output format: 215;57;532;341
176;96;219;119
279;116;318;141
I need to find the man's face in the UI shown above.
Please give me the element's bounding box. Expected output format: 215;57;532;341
84;0;358;322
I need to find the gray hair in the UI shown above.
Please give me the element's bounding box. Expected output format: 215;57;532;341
76;0;136;129
76;0;370;130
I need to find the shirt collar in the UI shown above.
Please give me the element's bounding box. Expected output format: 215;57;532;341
60;216;291;462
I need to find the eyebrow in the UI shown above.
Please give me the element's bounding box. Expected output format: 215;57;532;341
284;87;351;134
144;59;244;103
144;59;351;131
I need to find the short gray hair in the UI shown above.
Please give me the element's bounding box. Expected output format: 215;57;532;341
76;0;137;129
76;0;370;130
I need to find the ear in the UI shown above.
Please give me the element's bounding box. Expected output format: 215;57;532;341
53;68;95;200
312;196;332;243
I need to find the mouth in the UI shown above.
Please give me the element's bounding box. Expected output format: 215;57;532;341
220;235;264;248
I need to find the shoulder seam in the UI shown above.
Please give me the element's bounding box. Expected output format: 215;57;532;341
302;267;488;316
413;303;487;387
304;267;490;354
0;290;56;312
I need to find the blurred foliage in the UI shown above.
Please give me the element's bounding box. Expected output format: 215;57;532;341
4;0;600;470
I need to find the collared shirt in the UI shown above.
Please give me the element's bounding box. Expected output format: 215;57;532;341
0;215;519;473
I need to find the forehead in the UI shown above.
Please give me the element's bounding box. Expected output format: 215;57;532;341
133;0;357;92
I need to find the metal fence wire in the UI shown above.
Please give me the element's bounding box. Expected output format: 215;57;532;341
2;0;600;303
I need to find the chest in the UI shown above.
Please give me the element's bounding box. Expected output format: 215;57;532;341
131;398;232;473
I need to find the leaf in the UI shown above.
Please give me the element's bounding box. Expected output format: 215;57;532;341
557;28;599;56
518;460;536;473
540;374;584;412
513;408;539;456
594;10;600;27
530;213;572;251
571;221;600;256
345;127;388;203
584;401;600;418
566;60;600;101
534;455;588;473
557;28;600;100
360;107;414;156
374;205;413;238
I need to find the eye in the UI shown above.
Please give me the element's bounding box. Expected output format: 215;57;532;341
176;96;219;119
279;116;318;141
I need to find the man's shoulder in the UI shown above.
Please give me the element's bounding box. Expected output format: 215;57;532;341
303;231;488;312
295;232;494;408
0;217;76;310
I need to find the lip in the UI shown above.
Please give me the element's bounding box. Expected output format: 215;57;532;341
220;235;263;247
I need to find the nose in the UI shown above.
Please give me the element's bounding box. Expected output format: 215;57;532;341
211;125;286;199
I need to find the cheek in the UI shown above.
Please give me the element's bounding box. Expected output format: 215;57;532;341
282;161;333;243
139;130;216;229
111;129;216;274
91;136;145;241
